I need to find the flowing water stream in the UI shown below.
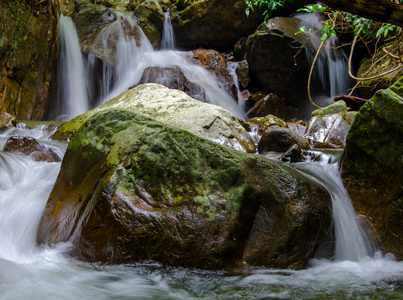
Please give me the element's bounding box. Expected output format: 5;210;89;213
59;15;90;120
0;127;403;299
2;11;403;299
294;13;355;118
59;13;245;119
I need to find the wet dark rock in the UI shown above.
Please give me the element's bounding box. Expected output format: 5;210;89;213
191;49;237;99
138;66;199;96
76;7;142;65
258;126;310;154
246;93;299;120
172;0;264;50
247;114;286;136
233;37;247;61
235;60;250;89
341;76;403;260
38;92;333;270
74;2;117;55
4;136;61;162
304;112;356;149
246;17;310;109
280;144;305;163
192;49;227;69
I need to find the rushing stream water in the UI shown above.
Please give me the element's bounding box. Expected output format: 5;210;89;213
1;127;403;299
2;10;402;300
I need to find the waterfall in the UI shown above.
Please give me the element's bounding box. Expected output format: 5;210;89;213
160;10;176;50
294;13;354;111
0;128;66;262
93;13;154;103
59;14;90;120
0;127;402;298
59;11;244;119
228;62;247;112
293;151;375;261
88;13;245;118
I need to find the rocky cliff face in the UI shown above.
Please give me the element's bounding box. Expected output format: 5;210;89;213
0;0;60;120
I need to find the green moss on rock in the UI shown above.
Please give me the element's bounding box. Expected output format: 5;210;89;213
342;75;403;259
38;107;333;270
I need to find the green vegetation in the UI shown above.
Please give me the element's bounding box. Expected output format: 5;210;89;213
245;0;403;98
245;0;292;21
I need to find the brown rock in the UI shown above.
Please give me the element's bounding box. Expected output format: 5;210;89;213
258;126;310;154
4;136;61;162
246;93;299;120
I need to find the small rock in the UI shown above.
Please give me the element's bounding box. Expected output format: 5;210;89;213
4;136;61;162
258;126;310;154
280;144;305;163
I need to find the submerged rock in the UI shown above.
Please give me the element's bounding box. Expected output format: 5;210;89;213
4;136;61;162
341;76;403;259
38;107;333;270
53;83;255;153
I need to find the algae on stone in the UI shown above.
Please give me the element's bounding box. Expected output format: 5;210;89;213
39;108;333;270
54;83;256;153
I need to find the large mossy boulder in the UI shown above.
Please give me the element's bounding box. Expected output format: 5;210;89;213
38;107;333;270
341;76;403;259
54;83;255;153
0;0;59;120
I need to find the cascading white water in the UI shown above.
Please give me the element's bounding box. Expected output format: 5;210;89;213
160;10;176;50
227;62;247;113
0;127;403;299
295;13;354;110
84;12;245;119
293;151;374;261
59;14;90;120
6;10;401;299
0;127;67;262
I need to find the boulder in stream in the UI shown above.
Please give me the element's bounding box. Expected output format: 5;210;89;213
39;87;334;270
304;102;356;149
53;83;255;153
